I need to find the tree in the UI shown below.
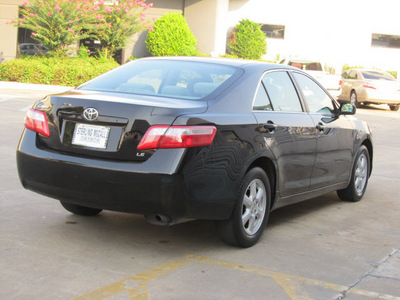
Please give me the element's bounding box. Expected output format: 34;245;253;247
90;0;153;59
14;0;93;55
145;12;197;56
12;0;153;58
229;19;267;60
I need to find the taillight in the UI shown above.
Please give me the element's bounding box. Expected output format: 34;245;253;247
363;84;376;89
24;109;50;137
137;125;217;150
339;80;342;86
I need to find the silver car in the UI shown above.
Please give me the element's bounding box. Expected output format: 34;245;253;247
19;43;48;56
338;69;400;111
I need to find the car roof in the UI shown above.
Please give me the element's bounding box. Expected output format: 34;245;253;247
137;56;292;72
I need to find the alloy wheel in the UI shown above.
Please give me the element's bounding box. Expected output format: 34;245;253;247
241;179;267;236
354;153;368;195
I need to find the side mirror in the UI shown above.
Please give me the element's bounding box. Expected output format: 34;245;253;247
340;103;356;115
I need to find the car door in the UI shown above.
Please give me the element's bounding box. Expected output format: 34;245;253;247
252;70;317;198
292;71;354;189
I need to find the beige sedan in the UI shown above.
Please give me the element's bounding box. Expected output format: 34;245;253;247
338;69;400;111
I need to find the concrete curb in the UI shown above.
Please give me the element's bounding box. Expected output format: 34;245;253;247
0;81;73;93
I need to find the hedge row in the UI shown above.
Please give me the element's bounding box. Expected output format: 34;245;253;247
0;57;119;86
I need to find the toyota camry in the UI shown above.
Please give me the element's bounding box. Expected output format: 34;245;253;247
17;57;373;247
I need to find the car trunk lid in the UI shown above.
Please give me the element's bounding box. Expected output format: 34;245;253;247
34;90;208;161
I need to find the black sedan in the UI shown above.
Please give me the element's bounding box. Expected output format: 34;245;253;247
17;57;373;247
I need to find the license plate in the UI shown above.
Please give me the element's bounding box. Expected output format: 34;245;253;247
72;123;110;149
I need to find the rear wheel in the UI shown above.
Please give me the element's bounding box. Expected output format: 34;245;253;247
389;105;399;111
337;145;370;202
217;167;271;247
60;201;102;216
350;91;361;108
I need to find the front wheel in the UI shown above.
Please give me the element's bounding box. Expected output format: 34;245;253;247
217;167;271;247
60;201;103;216
389;105;399;111
337;145;370;202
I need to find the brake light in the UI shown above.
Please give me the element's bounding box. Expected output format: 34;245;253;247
339;80;342;86
24;109;50;137
363;84;376;89
137;125;217;150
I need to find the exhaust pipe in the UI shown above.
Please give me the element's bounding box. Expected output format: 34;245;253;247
144;214;193;226
144;214;172;226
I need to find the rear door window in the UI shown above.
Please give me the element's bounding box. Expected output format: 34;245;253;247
361;71;395;81
262;71;303;112
253;83;273;111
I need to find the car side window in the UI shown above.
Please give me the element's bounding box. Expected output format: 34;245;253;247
293;72;335;114
262;71;303;112
253;83;272;111
348;70;357;80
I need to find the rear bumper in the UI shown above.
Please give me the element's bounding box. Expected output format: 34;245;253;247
17;150;189;217
17;129;235;221
361;90;400;105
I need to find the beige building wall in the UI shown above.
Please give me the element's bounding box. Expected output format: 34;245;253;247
0;0;20;62
184;0;229;56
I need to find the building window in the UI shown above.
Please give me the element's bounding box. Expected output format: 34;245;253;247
260;24;285;39
371;33;400;49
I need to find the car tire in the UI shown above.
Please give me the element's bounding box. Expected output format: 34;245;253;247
60;201;103;216
350;91;361;108
216;167;271;247
337;145;370;202
389;105;399;111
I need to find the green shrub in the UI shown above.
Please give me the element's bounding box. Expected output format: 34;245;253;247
219;53;239;59
386;70;397;78
146;12;198;56
342;64;364;73
0;57;118;86
228;19;267;60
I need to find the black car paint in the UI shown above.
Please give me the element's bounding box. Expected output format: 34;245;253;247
16;58;373;224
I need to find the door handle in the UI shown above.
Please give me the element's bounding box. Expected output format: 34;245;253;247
316;122;326;132
263;121;277;132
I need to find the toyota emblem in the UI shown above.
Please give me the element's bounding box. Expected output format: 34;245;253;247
83;108;99;121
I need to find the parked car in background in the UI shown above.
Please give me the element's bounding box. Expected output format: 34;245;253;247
19;43;48;56
280;58;341;96
17;57;373;247
338;69;400;111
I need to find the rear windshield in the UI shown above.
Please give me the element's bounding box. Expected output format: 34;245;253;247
361;71;395;81
78;59;241;100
